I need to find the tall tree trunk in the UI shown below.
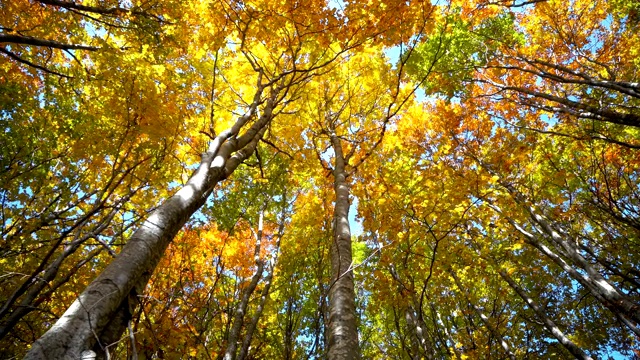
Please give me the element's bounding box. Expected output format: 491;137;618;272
327;133;360;360
405;306;434;360
474;156;640;336
404;308;421;359
434;308;463;360
236;269;272;360
25;91;275;360
524;201;640;323
223;264;263;360
496;268;592;360
283;297;296;360
238;203;286;360
487;201;640;337
224;211;265;360
450;271;517;360
387;263;434;360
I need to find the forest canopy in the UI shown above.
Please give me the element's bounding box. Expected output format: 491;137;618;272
1;0;639;359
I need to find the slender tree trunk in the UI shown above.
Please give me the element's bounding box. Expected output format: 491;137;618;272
236;270;272;360
579;244;640;291
501;84;640;128
25;93;275;360
527;236;640;337
496;269;592;360
525;202;640;323
224;211;265;360
283;297;296;360
424;305;452;358
223;263;263;360
405;310;421;360
435;309;463;360
471;153;640;333
0;205;119;340
405;306;433;360
238;204;286;360
487;201;640;337
450;271;517;360
327;134;360;360
224;211;264;360
388;264;434;360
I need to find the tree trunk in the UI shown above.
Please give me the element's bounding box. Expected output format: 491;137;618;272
238;205;286;360
497;268;592;360
327;134;360;360
435;308;463;360
25;93;275;360
405;306;433;360
450;271;517;360
223;263;263;360
524;201;640;324
224;211;265;360
236;265;272;360
487;201;640;337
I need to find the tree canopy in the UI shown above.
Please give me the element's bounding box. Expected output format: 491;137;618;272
1;0;639;359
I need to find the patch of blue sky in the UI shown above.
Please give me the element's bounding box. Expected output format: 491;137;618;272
349;197;363;237
327;0;345;15
83;20;107;39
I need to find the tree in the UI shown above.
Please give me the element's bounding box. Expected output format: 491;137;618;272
1;0;193;351
2;0;640;359
17;0;356;357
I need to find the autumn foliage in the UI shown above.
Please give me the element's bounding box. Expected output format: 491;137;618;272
1;0;640;359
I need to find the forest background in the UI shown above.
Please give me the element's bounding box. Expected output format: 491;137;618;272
1;0;640;359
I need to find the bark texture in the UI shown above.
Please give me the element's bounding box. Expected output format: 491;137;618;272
405;306;433;360
327;134;360;360
25;93;275;360
474;159;640;337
